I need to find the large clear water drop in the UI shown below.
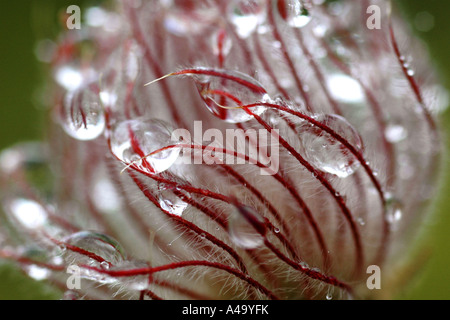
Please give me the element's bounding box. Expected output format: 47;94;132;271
61;86;105;141
192;68;269;123
157;184;188;216
110;118;181;174
228;205;266;249
62;231;126;267
298;114;364;178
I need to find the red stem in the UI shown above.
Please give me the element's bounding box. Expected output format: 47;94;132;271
84;260;280;300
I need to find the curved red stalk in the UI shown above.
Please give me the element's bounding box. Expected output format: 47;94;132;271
84;260;280;300
263;239;352;294
152;278;214;300
388;22;438;134
386;21;442;263
49;236;111;268
174;68;267;95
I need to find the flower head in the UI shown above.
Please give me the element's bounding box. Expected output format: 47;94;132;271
0;0;445;300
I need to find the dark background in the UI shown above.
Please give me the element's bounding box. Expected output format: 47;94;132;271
0;0;449;299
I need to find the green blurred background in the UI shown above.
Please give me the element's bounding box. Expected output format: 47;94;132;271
0;0;449;299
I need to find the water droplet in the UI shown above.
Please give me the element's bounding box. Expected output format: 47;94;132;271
326;293;333;300
407;69;415;76
85;6;123;33
385;196;403;230
298;114;363;178
277;0;312;28
389;205;403;223
86;7;109;28
51;255;64;266
25;265;51;281
0;146;26;176
326;74;364;104
91;176;122;213
110;118;181;174
426;84;449;114
299;261;309;269
61;86;105;141
6;198;48;229
157;184;188;216
0;144;59;236
385;124;408;143
357;217;365;226
62;231;126;267
54;66;84;91
228;205;266;249
191;68;268;123
97;41;141;112
123;41;141;83
229;0;266;38
313;24;328;38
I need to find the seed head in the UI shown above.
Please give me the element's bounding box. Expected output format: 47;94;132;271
0;0;445;300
